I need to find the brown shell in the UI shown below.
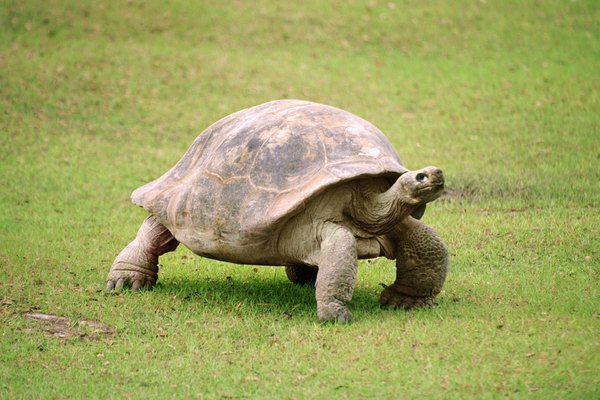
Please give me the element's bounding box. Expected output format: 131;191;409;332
132;100;407;246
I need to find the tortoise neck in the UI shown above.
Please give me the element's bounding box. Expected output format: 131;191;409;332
350;178;416;235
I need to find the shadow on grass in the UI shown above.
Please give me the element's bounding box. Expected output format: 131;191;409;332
147;275;450;323
153;275;321;320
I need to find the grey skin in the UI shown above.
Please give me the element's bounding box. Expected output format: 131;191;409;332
106;100;449;323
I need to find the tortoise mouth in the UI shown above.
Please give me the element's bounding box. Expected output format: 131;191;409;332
415;183;444;197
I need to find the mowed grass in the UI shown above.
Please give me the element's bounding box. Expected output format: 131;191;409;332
1;0;598;398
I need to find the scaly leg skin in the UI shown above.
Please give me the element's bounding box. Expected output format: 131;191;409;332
380;217;449;309
285;264;318;286
315;223;357;323
106;215;179;291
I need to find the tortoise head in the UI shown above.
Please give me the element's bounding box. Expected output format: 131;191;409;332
351;166;445;235
396;166;445;204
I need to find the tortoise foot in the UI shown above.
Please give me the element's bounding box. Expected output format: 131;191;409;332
317;301;352;323
379;284;435;310
106;262;157;291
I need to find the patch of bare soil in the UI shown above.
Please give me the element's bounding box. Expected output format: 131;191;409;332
23;312;116;340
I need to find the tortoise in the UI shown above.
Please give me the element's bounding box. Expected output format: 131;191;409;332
106;99;449;322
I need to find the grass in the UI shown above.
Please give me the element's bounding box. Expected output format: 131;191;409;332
1;0;598;398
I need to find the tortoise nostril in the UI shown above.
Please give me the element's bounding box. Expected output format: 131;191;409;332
416;173;428;183
434;169;444;183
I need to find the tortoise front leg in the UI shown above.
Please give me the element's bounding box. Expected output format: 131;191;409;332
380;217;449;309
315;223;358;323
107;215;179;291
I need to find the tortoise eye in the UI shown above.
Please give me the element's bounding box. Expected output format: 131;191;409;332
416;173;428;183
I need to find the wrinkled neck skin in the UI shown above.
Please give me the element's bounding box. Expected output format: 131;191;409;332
349;179;419;236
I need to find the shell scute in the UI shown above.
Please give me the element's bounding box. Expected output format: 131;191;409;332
250;125;326;190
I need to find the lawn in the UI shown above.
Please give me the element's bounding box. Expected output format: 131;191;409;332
1;0;598;398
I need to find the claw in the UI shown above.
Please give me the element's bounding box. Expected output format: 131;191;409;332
379;284;436;310
131;280;142;290
317;302;352;324
106;280;115;291
115;278;125;291
336;312;352;324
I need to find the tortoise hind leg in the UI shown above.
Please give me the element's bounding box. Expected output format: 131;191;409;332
285;264;318;286
380;217;449;309
106;215;179;291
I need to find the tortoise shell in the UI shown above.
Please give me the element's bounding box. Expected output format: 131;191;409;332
131;100;407;252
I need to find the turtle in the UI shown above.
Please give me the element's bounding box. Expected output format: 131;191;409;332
106;99;449;322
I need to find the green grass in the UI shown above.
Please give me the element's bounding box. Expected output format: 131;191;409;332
1;0;598;398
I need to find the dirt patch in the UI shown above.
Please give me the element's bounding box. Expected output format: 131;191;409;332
440;181;536;203
23;312;116;340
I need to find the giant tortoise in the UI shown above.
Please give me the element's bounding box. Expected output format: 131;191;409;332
106;99;449;322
